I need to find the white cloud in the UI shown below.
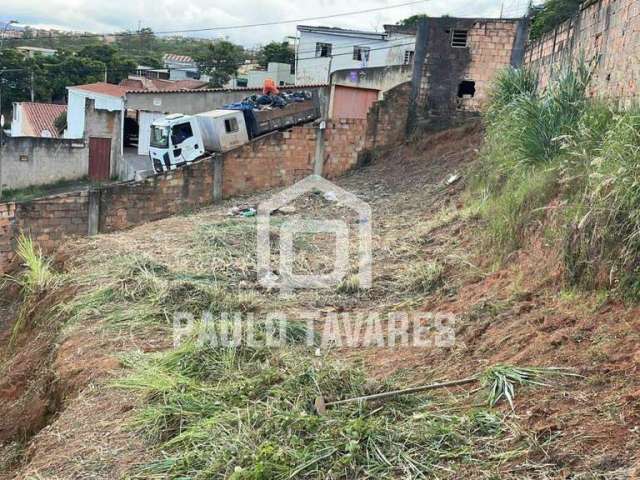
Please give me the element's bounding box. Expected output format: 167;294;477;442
6;0;528;47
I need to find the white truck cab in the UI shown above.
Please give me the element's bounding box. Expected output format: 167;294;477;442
149;110;248;173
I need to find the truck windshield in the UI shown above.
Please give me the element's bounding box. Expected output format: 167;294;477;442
150;125;169;148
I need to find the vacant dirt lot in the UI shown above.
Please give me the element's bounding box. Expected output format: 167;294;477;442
1;122;638;479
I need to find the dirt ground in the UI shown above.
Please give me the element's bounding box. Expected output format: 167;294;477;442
1;121;639;479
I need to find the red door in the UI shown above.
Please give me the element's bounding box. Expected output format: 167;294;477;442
332;86;379;119
89;137;111;181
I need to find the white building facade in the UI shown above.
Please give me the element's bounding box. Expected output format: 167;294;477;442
247;62;295;88
295;25;416;85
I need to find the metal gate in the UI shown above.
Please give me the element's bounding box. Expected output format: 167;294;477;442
331;86;379;119
88;137;111;181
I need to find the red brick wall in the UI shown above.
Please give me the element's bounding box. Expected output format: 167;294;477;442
0;117;378;273
222;127;315;198
222;119;368;195
524;0;640;106
14;192;89;251
100;159;216;232
323;119;367;178
365;82;411;149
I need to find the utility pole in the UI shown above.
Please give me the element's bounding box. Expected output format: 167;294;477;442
104;65;108;82
500;2;504;18
30;70;34;102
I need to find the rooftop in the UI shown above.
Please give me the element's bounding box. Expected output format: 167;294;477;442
68;82;129;98
297;25;387;40
119;77;209;92
163;53;195;64
17;102;67;138
124;82;328;94
16;46;57;53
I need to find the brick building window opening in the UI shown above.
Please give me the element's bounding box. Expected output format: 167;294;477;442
315;42;332;57
404;50;415;65
225;117;239;133
353;46;370;62
457;80;476;98
451;29;469;48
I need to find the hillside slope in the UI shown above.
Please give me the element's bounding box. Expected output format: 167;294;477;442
0;122;638;479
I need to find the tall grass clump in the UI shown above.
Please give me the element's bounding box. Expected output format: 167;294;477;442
564;109;640;298
472;61;592;253
7;234;59;343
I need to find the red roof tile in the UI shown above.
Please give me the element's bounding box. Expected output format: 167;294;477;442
69;82;128;97
19;102;67;138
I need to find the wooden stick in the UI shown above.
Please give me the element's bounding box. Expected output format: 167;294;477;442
315;377;478;414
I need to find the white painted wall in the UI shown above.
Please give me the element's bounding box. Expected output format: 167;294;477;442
64;88;123;139
295;28;415;84
247;62;295;88
9;103;26;137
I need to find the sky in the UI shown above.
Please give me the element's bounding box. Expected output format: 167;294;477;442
2;0;530;47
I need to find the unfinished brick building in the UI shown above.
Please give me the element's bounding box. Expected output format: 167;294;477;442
408;16;528;130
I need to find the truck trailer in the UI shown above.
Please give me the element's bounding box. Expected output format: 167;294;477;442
148;90;320;173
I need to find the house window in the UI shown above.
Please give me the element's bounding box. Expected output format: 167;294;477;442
353;46;370;62
315;42;332;57
224;117;239;133
404;50;415;65
451;29;469;48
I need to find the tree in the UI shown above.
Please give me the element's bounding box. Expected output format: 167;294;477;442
76;44;137;83
529;0;582;40
35;53;105;100
396;14;429;28
197;40;245;87
0;49;31;118
257;41;294;69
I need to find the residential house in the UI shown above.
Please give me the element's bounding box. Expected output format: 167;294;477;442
65;82;127;179
61;81;330;181
15;46;57;57
10;102;66;138
295;25;416;84
163;53;200;80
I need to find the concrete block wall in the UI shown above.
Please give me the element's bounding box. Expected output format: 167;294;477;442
524;0;640;107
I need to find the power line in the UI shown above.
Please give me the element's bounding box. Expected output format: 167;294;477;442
1;0;429;44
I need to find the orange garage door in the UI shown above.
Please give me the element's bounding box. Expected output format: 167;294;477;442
331;85;379;119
